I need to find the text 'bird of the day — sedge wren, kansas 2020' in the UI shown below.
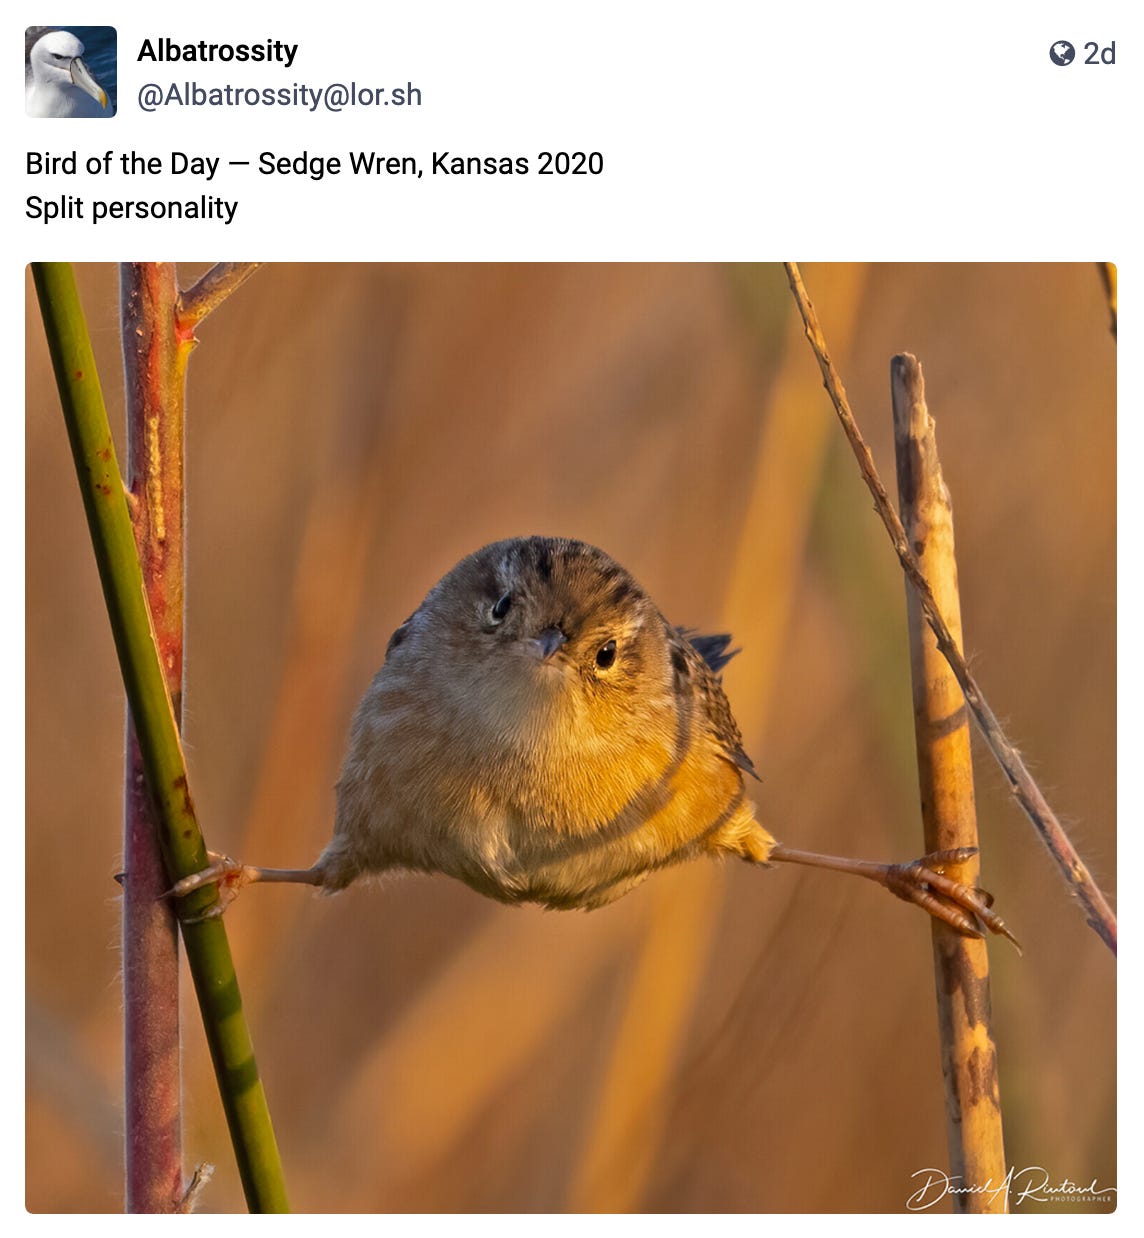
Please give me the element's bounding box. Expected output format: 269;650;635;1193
169;535;1015;944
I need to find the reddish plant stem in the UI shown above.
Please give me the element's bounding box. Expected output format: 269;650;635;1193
121;263;191;1212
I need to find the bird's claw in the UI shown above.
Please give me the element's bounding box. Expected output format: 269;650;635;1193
162;853;254;922
885;848;1021;952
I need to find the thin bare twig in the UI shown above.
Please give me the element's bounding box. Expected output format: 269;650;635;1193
893;353;1007;1211
784;262;1116;956
178;262;262;329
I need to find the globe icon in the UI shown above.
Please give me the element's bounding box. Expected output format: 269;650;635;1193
1050;41;1075;66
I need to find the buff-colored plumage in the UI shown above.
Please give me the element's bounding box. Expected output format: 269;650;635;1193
317;536;775;909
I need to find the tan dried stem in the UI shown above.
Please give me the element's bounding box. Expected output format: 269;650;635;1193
893;353;1007;1213
783;262;1116;956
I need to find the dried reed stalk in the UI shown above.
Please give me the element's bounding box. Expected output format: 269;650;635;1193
893;354;1006;1213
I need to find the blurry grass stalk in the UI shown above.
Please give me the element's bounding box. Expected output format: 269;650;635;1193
565;265;869;1211
1098;263;1117;339
565;867;721;1209
33;261;287;1213
783;262;1117;956
892;355;1007;1213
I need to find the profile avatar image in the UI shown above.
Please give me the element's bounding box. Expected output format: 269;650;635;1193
1049;41;1075;66
26;26;116;117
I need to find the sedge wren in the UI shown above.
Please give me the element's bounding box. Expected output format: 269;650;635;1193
170;536;1013;942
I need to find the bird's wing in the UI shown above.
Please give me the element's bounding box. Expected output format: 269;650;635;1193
670;625;759;780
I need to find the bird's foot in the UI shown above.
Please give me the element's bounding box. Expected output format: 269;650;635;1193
162;852;257;922
883;847;1021;951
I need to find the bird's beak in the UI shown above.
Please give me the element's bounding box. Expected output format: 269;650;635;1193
71;57;108;109
529;627;567;661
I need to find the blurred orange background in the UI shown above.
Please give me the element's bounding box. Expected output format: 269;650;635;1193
25;263;1115;1213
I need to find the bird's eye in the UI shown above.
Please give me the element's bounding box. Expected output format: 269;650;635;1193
596;640;617;669
489;592;513;623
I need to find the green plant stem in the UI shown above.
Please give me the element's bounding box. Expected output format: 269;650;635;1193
33;262;290;1213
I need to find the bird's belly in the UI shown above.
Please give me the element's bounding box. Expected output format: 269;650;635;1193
444;757;753;911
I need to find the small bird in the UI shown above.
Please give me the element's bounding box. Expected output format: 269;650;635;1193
171;536;1014;942
26;28;109;118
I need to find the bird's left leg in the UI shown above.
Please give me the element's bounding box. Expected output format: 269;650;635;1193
162;852;324;921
